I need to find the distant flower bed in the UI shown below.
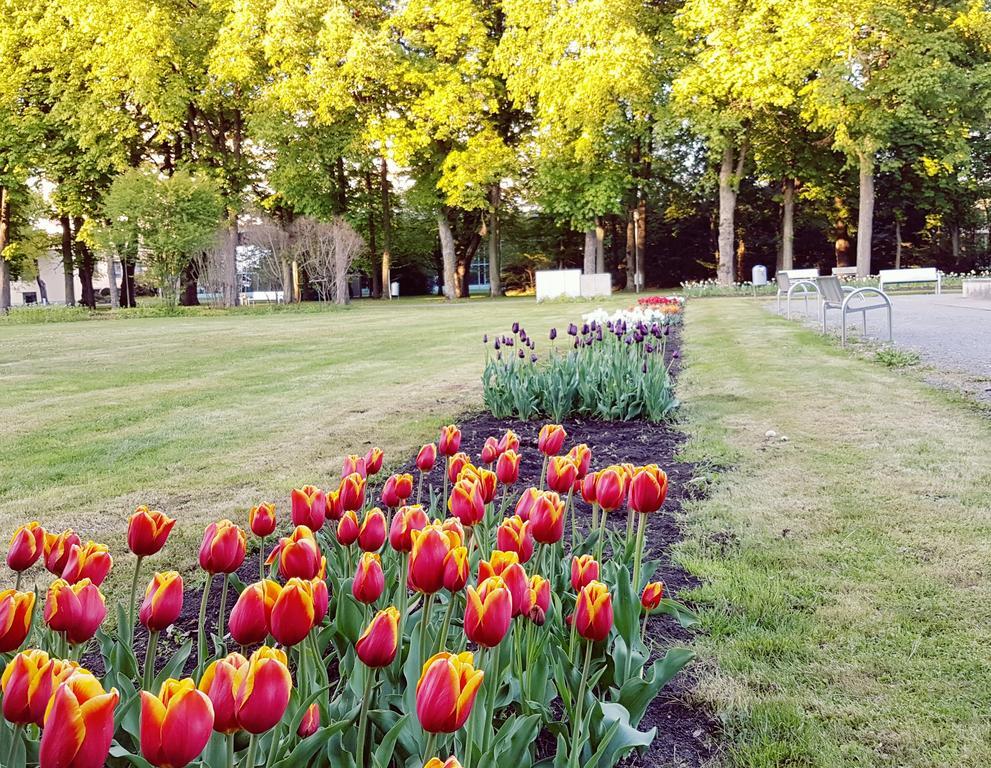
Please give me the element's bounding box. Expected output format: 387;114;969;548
482;318;679;422
636;296;685;313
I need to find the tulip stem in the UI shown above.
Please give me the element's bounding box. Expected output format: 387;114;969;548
218;574;230;643
595;511;608;563
266;721;283;767
397;553;409;643
640;609;649;650
143;630;159;691
244;733;258;768
625;508;635;549
570;642;594;768
356;667;376;768
422;732;437;764
226;733;235;768
435;595;456;655
443;460;449;511
258;537;266;580
128;555;144;645
539;455;548;490
419;593;435;665
14;571;21;592
631;513;647;594
417;472;424;505
197;573;214;678
590;502;599;535
566;489;575;551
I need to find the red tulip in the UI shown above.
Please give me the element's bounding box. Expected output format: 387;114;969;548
438;425;462;457
140;678;214;768
497;429;520;454
415;651;483;733
448;479;485;527
139;571;184;632
43;530;80;576
364;447;384;476
228;579;280;646
233;646;292;733
537;424;567;456
1;650;78;727
460;465;497;504
408;525;453;594
382;473;414;508
442;546;470;592
570;555;599;592
416;443;437;472
355;606;400;667
425;757;465;768
352;552;385;604
496;515;534;563
61;541;113;586
128;506;176;557
524;574;550;624
574;581;613;642
248;503;277;538
567;443;592;479
326;489;343;522
514;487;541;521
390;505;429;552
358;508;387;552
439;517;466;544
343;454;368;479
478;551;527;616
6;522;44;572
39;672;119;768
641;581;665;610
495;450;520;485
579;474;597;505
546;456;579;495
298;702;320;738
529;491;565;544
198;521;247;575
310;577;330;623
629;465;669;514
270;578;316;647
199;652;248;733
339;472;366;513
291;486;327;530
447;452;471;485
337;511;360;546
44;579;105;645
464;576;513;647
480;437;501;465
267;525;323;580
594;467;628;512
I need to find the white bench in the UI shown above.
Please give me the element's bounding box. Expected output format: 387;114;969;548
817;276;892;346
831;267;858;278
776;269;820;318
240;291;284;305
878;267;941;295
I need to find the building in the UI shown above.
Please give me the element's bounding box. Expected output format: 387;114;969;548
9;251;113;306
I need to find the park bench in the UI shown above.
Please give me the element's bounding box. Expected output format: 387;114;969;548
817;275;892;346
240;291;284;305
776;268;820;318
878;267;942;295
831;266;858;278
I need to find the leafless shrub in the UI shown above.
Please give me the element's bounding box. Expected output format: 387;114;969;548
292;217;363;304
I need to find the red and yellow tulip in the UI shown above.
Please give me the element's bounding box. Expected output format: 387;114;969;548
1;650;78;727
364;447;385;475
6;522;44;572
352;552;385;604
537;423;567;456
290;485;327;530
233;646;292;734
39;671;119;768
139;571;184;632
43;579;105;646
127;506;176;557
478;551;527;616
629;465;669;514
594;467;628;512
140;678;215;768
641;581;665;610
447;452;471;485
355;606;400;667
529;490;565;544
464;576;513;647
425;757;464;768
408;525;454;594
416;443;437;472
566;443;592;479
339;472;367;513
480;436;501;465
460;465;497;504
495;449;521;485
343;454;368;479
415;651;483;733
438;424;462;457
337;510;360;546
547;456;579;495
248;503;277;538
390;505;429;552
514;486;541;521
382;473;414;507
61;541;113;586
0;589;35;653
523;574;551;624
269;578;316;647
298;702;320;737
497;429;520;454
449;478;485;527
199;653;248;734
266;525;323;580
570;555;600;592
43;529;80;576
574;581;614;642
228;580;280;646
358;508;387;552
442;545;470;592
198;521;246;575
496;515;533;563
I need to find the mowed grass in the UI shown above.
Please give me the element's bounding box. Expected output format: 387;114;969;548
0;295;627;597
677;298;991;768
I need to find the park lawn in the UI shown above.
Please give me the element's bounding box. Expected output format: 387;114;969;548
0;295;628;598
677;298;991;768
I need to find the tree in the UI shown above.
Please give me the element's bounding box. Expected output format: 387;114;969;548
291;217;364;304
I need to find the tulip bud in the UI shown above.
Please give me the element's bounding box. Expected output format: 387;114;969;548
40;673;119;768
570;555;600;592
198;521;247;575
355;606;400;667
416;443;437;472
529;491;565;544
228;579;280;646
574;581;614;642
248;503;277;538
537;424;567;456
439;517;466;544
270;578;316;647
267;525;323;580
447;452;471;484
199;653;248;733
641;580;665;611
415;651;483;733
139;571;184;632
310;577;330;623
566;444;592;479
339;472;366;513
1;650;78;727
358;508;387;552
461;465;497;504
448;478;485;527
497;430;520;454
629;465;669;514
438;425;462;457
337;510;361;546
298;702;320;738
382;473;414;507
442;546;470;592
478;551;528;616
579;473;597;505
291;486;327;530
326;489;343;522
495;450;520;485
390;504;429;552
352;553;385;604
233;646;292;733
480;437;501;465
546;456;579;495
425;758;465;768
514;487;541;521
364;447;384;476
61;541;113;586
594;467;627;512
342;454;368;479
496;515;533;563
6;522;44;572
141;678;215;768
44;579;105;645
408;526;453;595
525;574;551;616
128;506;177;557
464;576;513;647
43;529;80;575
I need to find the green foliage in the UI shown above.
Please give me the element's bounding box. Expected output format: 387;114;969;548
873;346;921;368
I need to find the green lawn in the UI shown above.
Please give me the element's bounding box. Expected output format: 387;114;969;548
678;298;991;768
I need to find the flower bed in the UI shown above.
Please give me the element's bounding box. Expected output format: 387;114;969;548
0;422;700;768
481;319;680;422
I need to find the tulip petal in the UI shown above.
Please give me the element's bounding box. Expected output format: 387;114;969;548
161;688;214;768
39;684;85;768
140;691;168;767
72;690;119;768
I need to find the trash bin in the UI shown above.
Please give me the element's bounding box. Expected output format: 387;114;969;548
752;265;768;286
390;281;400;298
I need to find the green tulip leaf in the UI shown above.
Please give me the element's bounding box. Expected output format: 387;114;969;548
616;647;695;727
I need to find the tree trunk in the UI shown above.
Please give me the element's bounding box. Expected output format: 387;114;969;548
624;214;635;289
0;187;10;312
73;217;96;309
894;219;902;269
634;201;645;288
583;229;596;274
179;261;199;305
856;151;874;278
120;257;137;307
380;157;393;300
951;224;960;265
365;170;381;299
223;210;239;307
335;157;348;215
717;144;746;285
595;217;605;274
488;183;501;296
781;177;795;271
334;241;350;305
834;198;852;268
106;253;119;308
60;215;76;306
437;210;457;300
609;215;620;275
281;258;294;303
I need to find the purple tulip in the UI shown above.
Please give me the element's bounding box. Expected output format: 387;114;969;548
483;334;488;343
568;323;578;336
494;338;501;350
512;322;520;334
518;349;525;359
531;354;538;363
549;328;557;340
646;343;654;353
672;350;680;359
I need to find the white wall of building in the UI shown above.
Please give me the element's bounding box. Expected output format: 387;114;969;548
9;251;113;306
